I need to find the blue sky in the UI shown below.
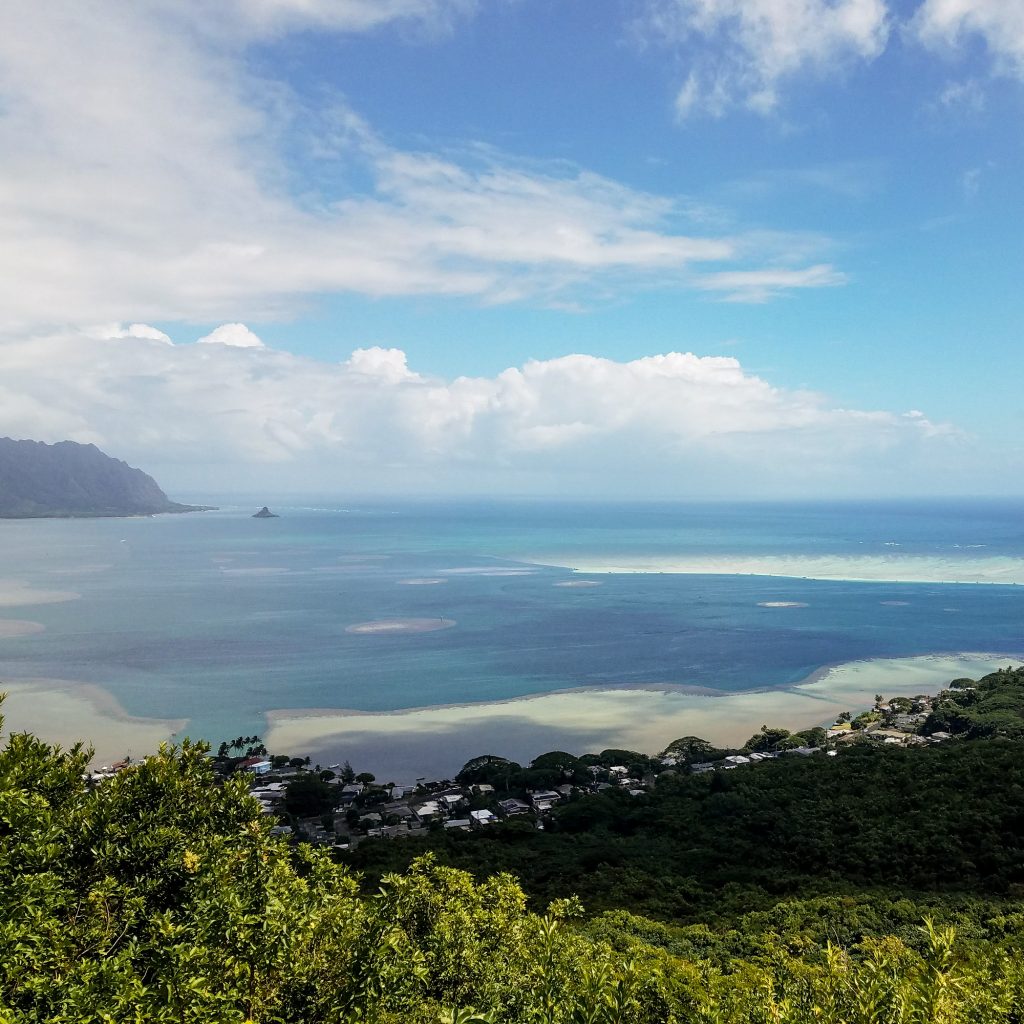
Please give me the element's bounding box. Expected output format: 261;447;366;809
0;0;1020;497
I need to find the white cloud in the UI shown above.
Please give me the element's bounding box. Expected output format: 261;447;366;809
168;0;479;39
0;328;959;498
87;323;174;344
197;323;266;348
936;77;987;112
914;0;1024;79
345;347;420;383
639;0;890;118
0;1;844;333
696;263;847;302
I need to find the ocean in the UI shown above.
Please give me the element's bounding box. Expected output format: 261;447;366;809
1;499;1023;776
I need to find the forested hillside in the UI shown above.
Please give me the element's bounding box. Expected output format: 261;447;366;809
347;737;1024;921
5;678;1024;1021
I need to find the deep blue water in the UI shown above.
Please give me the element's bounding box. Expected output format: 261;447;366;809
1;499;1023;745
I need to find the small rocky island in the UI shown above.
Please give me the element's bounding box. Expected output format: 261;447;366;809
252;506;280;519
0;437;213;518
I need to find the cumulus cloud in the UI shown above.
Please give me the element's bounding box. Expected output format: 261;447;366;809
197;324;266;348
639;0;890;118
0;327;959;497
0;1;845;333
914;0;1024;79
87;323;174;344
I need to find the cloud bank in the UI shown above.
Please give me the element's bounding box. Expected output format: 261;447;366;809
0;1;849;334
0;327;959;498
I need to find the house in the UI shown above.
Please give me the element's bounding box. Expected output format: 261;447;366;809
690;762;717;774
472;783;495;796
783;746;821;757
443;818;472;832
470;809;497;827
529;790;561;812
723;755;751;767
382;802;416;821
498;798;530;817
240;757;271;775
892;713;928;732
412;800;442;821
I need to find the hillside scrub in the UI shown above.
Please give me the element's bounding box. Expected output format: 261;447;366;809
4;694;1024;1021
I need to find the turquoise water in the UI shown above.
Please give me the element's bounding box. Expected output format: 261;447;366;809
1;499;1024;747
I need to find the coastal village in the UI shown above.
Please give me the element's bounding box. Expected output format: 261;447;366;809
87;685;962;852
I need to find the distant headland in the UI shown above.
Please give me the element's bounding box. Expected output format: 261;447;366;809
0;437;214;518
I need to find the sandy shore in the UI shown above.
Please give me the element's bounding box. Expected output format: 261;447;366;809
0;678;187;765
263;652;1022;779
528;554;1024;586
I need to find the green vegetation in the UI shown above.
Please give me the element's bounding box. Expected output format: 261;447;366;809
348;738;1024;921
6;670;1024;1020
925;665;1024;738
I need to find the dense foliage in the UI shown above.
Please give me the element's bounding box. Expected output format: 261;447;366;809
925;666;1024;739
348;736;1024;921
6;675;1024;1021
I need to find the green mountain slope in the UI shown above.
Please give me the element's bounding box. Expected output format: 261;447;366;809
0;437;207;517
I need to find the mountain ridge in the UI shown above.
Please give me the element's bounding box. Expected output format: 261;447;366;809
0;437;211;518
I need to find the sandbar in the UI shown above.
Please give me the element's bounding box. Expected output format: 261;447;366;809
441;567;537;577
0;579;80;607
220;566;291;576
345;617;456;635
263;651;1022;779
526;554;1024;586
44;564;113;576
0;619;45;639
0;677;187;766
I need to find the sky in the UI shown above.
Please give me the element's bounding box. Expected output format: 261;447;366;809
0;0;1021;499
